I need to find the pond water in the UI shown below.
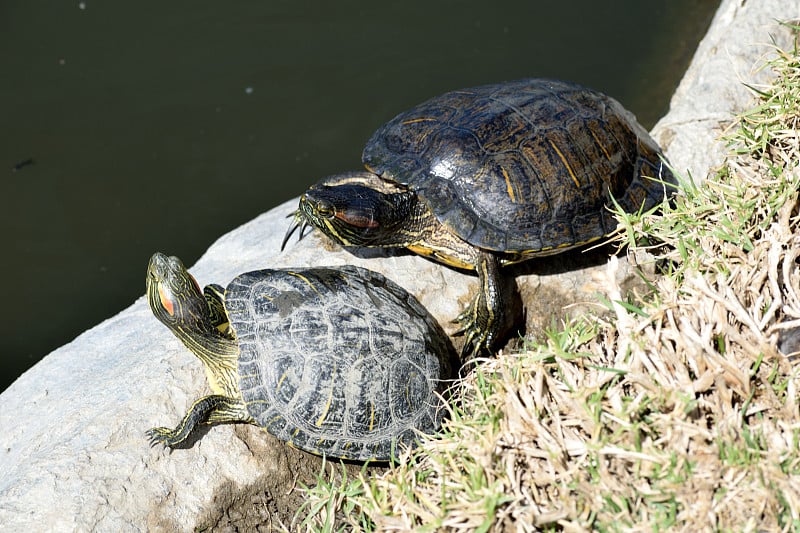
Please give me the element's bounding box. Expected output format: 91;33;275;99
0;1;719;392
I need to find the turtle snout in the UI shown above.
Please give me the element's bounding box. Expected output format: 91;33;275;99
147;252;168;282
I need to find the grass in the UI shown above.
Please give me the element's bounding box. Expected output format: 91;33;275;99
292;33;800;532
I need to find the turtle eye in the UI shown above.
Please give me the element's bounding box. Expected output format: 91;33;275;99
316;200;335;218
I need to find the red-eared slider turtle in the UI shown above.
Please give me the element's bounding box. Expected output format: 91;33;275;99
146;253;454;461
284;78;676;355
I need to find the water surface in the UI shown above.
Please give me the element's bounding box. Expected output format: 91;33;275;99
0;1;719;391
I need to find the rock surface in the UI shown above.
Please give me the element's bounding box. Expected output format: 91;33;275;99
1;1;798;530
651;0;800;180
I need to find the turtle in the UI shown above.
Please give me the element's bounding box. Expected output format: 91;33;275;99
145;252;454;461
284;78;676;355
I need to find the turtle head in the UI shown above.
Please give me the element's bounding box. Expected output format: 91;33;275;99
287;171;417;249
147;253;214;336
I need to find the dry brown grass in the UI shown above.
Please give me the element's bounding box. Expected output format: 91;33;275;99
296;36;800;532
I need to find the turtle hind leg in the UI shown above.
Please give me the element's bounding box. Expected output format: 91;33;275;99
147;394;253;448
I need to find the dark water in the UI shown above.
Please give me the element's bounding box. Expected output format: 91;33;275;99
0;1;718;392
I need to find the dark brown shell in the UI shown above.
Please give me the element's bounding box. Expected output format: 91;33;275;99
226;265;454;461
363;78;674;254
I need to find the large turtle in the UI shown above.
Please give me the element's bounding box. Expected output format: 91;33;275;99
146;253;454;461
284;78;676;354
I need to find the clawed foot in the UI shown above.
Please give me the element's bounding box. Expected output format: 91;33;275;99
452;292;499;359
281;210;311;251
145;395;245;449
145;426;179;448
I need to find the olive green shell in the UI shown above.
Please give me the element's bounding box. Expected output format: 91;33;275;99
363;78;674;253
225;265;453;461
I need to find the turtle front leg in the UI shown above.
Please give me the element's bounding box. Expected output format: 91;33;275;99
454;252;504;357
147;394;253;448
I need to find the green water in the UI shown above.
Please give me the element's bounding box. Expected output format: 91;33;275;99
0;1;719;391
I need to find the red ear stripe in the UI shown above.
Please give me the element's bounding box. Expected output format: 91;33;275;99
158;285;175;316
334;211;380;228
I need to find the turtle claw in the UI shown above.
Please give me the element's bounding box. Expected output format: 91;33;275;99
454;328;487;360
452;299;495;359
281;211;310;251
146;426;177;448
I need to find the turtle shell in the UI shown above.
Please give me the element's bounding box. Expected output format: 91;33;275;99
363;78;674;254
224;265;453;461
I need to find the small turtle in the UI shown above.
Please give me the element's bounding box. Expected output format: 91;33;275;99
146;253;454;461
285;78;675;354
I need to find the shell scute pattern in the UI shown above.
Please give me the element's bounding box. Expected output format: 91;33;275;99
363;78;673;255
225;265;452;460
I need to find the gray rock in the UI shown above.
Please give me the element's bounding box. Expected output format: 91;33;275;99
651;0;800;180
1;1;797;530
